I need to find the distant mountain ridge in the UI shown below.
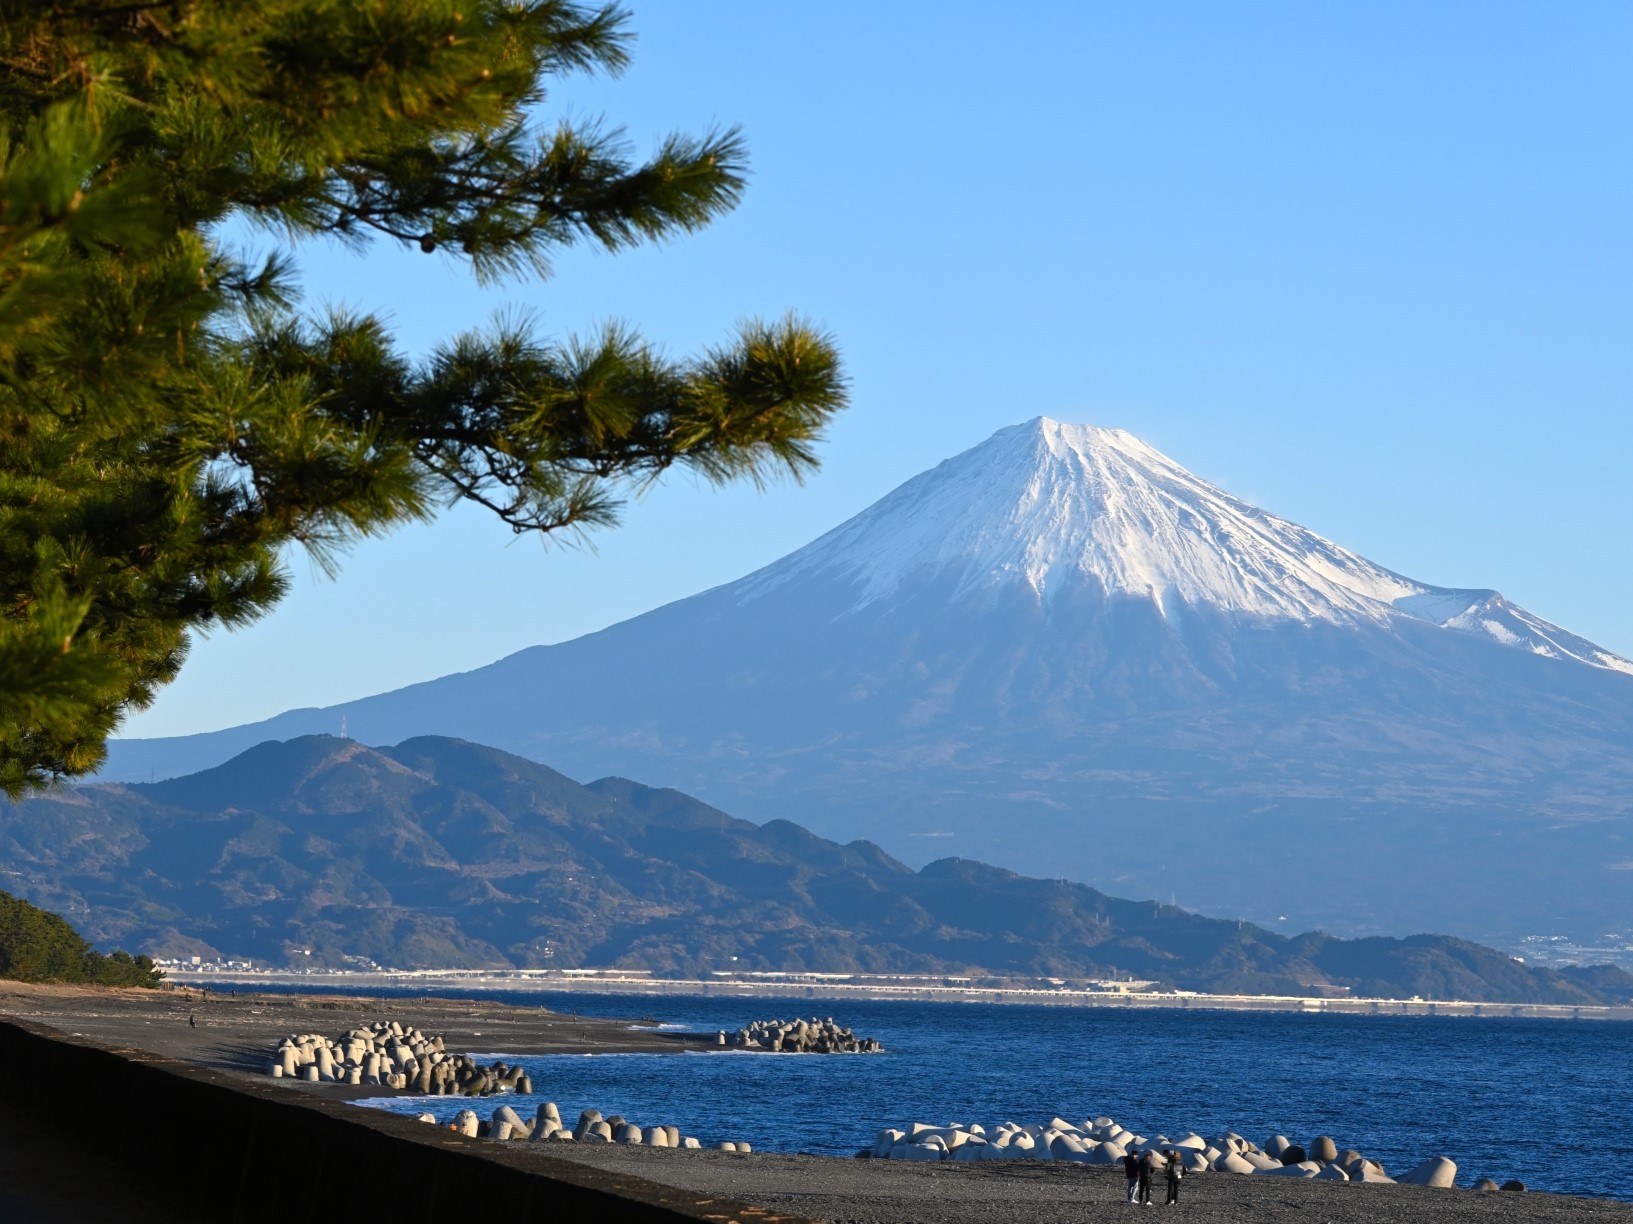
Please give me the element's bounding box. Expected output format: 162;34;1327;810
9;735;1631;1005
102;420;1633;944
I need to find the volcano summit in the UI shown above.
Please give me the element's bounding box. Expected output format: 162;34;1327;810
104;419;1633;943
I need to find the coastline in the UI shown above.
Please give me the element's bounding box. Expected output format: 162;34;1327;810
534;1145;1633;1224
4;981;1633;1221
0;979;712;1103
162;968;1633;1021
0;998;791;1224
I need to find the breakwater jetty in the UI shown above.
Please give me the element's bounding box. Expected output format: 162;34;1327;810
269;1020;532;1095
719;1016;881;1052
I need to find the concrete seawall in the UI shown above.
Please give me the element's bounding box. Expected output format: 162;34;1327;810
0;1015;813;1224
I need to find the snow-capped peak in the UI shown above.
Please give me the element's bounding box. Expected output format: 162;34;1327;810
738;417;1633;675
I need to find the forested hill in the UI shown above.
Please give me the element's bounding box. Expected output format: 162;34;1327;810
0;890;162;987
6;735;1628;1005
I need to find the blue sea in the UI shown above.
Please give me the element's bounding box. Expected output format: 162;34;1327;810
271;988;1633;1201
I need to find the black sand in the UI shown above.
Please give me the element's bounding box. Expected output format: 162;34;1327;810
540;1145;1633;1223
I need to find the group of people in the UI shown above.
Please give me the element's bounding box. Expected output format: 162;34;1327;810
1121;1149;1184;1205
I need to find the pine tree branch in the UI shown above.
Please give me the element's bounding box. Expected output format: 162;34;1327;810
0;0;848;792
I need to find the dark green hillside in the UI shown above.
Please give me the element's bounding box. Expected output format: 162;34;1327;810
2;735;1628;1005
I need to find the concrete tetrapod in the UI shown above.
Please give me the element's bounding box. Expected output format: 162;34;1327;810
1351;1165;1397;1185
265;1021;522;1096
1260;1162;1320;1178
725;1017;882;1053
863;1110;1521;1192
464;1101;726;1152
531;1101;562;1141
1398;1156;1458;1188
492;1105;528;1138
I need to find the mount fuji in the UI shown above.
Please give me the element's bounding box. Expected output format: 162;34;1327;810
101;419;1633;943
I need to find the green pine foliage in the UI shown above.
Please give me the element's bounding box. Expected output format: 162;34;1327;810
0;2;848;795
0;888;163;987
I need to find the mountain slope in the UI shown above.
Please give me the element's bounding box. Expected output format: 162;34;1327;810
9;735;1630;1004
101;420;1633;943
741;420;1631;671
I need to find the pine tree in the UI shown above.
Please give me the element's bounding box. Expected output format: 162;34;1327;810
0;2;847;795
0;887;163;986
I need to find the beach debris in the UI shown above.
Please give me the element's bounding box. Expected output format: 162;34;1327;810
722;1017;881;1053
265;1020;531;1096
870;1115;1477;1189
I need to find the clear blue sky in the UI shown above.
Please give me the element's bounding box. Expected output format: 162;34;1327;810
121;0;1633;740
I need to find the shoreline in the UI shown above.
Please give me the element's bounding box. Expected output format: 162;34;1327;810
0;1000;785;1224
0;979;714;1103
162;969;1633;1021
529;1145;1633;1223
4;981;1633;1220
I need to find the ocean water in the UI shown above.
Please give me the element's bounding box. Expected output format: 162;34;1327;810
274;988;1633;1201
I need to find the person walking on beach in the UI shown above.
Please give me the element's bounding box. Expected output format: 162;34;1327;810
1137;1149;1155;1206
1165;1150;1183;1205
1122;1150;1142;1203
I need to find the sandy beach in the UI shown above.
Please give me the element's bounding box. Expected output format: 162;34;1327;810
3;981;1631;1223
